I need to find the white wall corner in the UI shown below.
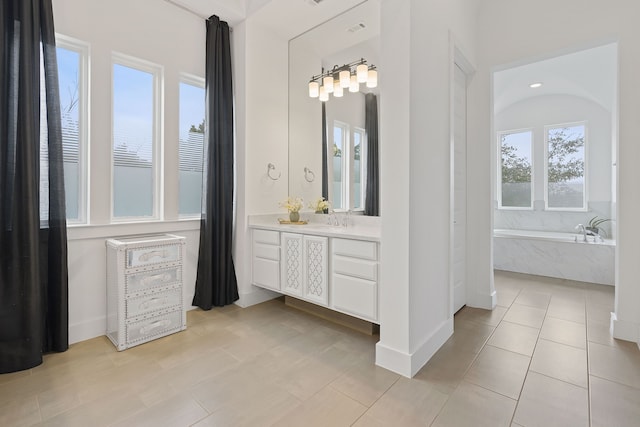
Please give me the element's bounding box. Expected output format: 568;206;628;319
235;286;281;308
376;318;453;378
610;311;640;343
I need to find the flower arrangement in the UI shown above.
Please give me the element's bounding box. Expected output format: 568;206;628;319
309;197;330;213
280;196;303;213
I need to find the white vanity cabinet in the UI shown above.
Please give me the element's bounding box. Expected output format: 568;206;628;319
250;224;379;323
331;238;378;321
106;234;186;351
251;229;281;291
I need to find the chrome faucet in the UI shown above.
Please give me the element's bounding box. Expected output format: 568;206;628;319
575;224;588;242
342;210;351;228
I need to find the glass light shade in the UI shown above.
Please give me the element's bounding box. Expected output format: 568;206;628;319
319;85;329;102
333;84;343;97
308;81;319;98
366;69;378;88
349;75;359;93
356;63;368;83
339;70;350;88
323;76;334;93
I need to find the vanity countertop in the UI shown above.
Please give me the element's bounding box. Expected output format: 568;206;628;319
248;214;380;242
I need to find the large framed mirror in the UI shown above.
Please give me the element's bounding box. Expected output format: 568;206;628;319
288;0;380;215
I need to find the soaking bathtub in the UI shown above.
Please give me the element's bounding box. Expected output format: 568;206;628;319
493;228;615;285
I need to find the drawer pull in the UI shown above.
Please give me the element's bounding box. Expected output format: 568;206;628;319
138;297;168;311
140;319;172;335
140;273;172;287
138;249;170;262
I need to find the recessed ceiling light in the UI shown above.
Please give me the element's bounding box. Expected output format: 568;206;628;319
529;82;543;88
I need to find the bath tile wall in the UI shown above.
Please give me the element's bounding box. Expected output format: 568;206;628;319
494;200;613;238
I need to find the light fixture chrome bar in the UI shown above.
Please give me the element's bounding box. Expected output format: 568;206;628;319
308;58;376;83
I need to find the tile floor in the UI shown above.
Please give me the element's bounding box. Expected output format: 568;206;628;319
1;270;640;426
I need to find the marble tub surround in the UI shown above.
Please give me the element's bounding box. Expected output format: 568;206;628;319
493;229;615;285
494;200;614;239
248;213;380;241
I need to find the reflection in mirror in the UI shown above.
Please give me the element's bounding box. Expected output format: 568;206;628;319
289;0;380;215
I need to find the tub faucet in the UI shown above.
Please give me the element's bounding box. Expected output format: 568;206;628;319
575;224;588;242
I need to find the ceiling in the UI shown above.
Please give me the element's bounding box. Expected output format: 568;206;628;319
166;0;367;38
165;1;616;114
494;43;618;113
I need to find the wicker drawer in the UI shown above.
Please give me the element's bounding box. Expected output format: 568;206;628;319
126;309;183;345
126;287;182;319
126;244;181;268
125;266;181;294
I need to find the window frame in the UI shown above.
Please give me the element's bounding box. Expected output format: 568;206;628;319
55;34;90;225
497;128;534;210
543;121;588;212
110;52;164;222
178;73;206;219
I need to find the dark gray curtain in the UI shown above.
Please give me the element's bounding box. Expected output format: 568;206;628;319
364;93;379;216
192;15;239;309
0;0;69;373
321;102;328;202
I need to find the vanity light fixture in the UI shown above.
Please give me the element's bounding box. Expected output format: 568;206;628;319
308;58;377;101
529;82;543;88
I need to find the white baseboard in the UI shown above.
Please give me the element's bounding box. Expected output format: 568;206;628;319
467;289;497;310
235;287;281;308
376;318;453;378
611;312;640;343
69;315;106;344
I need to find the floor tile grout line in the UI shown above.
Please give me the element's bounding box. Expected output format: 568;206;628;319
508;297;549;426
348;375;402;426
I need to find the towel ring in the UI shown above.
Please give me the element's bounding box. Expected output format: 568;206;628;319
304;167;315;183
267;163;281;180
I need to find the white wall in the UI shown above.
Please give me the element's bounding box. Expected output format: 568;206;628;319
53;0;206;343
494;94;613;236
476;0;640;345
376;0;479;377
232;13;291;307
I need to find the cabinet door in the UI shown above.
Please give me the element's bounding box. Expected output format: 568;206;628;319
303;235;328;306
281;233;303;296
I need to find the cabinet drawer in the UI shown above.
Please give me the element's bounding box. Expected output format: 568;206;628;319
331;273;377;321
252;257;280;290
126;287;182;319
126;244;181;268
253;242;280;261
126;266;181;294
126;310;183;345
333;255;377;281
332;238;377;260
253;229;280;245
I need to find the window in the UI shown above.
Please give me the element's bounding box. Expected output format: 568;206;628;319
499;130;533;208
545;123;586;210
330;121;366;211
353;127;366;210
178;78;205;216
39;36;89;223
332;122;347;210
112;55;162;219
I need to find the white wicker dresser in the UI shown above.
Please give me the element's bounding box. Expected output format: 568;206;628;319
106;234;187;351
